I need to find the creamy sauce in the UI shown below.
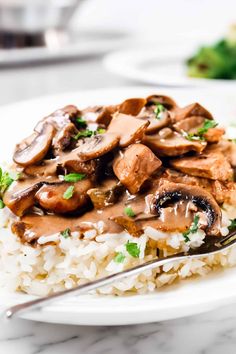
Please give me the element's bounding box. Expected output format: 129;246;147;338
16;182;194;243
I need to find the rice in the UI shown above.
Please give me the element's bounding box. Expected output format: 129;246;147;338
0;205;236;297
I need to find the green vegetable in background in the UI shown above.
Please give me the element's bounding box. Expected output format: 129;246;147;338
186;36;236;80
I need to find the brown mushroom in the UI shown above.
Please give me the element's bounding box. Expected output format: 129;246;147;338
146;95;178;110
35;105;79;132
35;179;93;214
108;112;149;147
173;116;225;143
63;158;99;177
87;180;124;209
113;144;162;194
95;98;146;126
13;124;55;167
53;122;78;154
3;181;44;216
137;94;177;134
170;149;233;181
143;129;206;156
152;181;222;235
171;102;213;122
70;133;120;161
119;97;146;116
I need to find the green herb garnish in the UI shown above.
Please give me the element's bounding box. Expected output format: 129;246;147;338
63;186;75;200
60;228;71;238
76;117;87;129
124;207;136;218
114;252;126;263
74;129;94;140
125;241;140;258
97;128;106;134
0;167;17;208
197;119;218;135
183;215;200;242
229;218;236;231
184;132;203;141
154;103;166;119
184;119;218;141
64;173;86;183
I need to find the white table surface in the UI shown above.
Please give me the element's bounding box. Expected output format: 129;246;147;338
0;57;236;354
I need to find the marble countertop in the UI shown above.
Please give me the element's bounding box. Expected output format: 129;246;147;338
1;304;236;354
0;56;236;354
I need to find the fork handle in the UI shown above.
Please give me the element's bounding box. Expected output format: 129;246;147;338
5;253;188;319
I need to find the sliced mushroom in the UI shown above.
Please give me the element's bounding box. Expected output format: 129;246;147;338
170;149;233;181
35;179;93;214
3;181;44;216
146;95;178;110
173;116;225;143
35;105;79;132
113;144;162;194
63;158;99;177
143;129;206;156
13;124;55;167
152;181;221;235
87;180;124;209
171;102;213;122
34;105;80;156
119;97;146;116
108;112;149;147
137;94;176;134
173;116;205;133
94;98;146;126
73;133;120;161
53;122;78;154
111;216;143;237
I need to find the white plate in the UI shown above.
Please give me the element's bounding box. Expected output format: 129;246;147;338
0;30;129;66
1;86;236;326
104;44;236;88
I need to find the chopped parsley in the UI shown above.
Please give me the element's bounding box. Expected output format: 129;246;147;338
184;132;202;141
63;186;75;200
197;119;218;135
184;119;218;141
124;206;136;218
183;215;200;242
154;103;166;119
76;117;87;129
97;128;106;134
64;173;86;183
229;218;236;231
0;167;17;208
114;252;126;263
125;241;140;258
74;129;94;140
60;228;71;238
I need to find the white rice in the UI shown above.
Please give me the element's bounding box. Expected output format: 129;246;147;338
0;205;236;296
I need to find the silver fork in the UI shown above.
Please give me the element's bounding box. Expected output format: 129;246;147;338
5;230;236;320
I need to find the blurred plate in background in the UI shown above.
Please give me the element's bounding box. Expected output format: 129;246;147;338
104;43;236;87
